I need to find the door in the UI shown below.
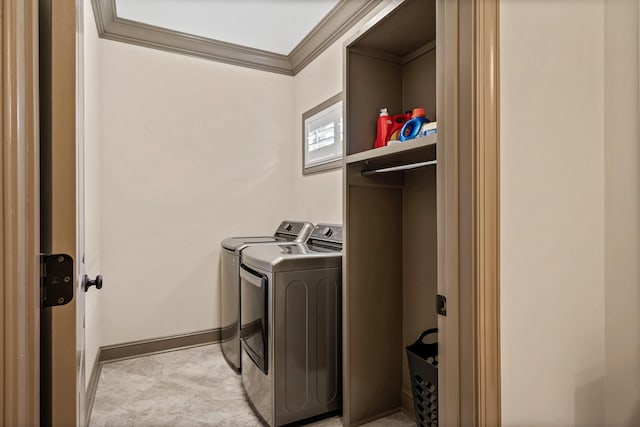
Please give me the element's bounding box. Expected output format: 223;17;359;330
240;264;269;373
220;248;241;371
39;0;87;425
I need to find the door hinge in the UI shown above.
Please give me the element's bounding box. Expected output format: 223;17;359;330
41;254;74;307
436;294;447;316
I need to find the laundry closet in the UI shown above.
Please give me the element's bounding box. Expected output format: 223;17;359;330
341;0;438;425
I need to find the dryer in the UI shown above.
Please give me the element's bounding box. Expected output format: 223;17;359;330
220;221;314;372
239;224;343;426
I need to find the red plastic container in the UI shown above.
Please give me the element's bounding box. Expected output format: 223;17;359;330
375;108;393;148
387;114;409;142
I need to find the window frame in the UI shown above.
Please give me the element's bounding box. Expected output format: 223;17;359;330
302;92;344;175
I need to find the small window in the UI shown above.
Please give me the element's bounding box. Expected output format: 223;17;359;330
303;94;343;174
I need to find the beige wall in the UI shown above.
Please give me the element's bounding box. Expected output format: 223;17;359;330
500;1;606;425
501;1;640;424
292;0;443;226
292;36;344;225
98;40;296;345
291;3;395;224
92;2;389;345
604;0;640;425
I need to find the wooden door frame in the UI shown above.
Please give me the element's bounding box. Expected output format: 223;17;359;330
44;0;81;425
0;0;41;426
1;0;81;425
438;0;500;425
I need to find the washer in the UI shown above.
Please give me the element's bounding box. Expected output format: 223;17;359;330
239;224;343;427
220;221;314;372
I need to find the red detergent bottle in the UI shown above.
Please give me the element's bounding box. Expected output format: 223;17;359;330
375;108;392;148
387;113;409;142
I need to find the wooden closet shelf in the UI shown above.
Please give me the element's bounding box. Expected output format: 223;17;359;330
345;133;437;165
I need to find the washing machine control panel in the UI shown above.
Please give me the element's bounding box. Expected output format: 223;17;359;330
309;224;342;244
275;221;313;241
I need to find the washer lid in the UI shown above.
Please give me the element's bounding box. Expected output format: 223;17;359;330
221;220;314;251
241;243;342;273
221;236;280;251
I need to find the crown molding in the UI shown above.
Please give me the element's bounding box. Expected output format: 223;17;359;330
91;0;383;76
90;0;293;75
289;0;382;75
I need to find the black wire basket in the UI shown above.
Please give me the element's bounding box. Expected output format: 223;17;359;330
406;328;438;427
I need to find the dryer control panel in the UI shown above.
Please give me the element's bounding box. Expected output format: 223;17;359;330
308;224;343;250
274;221;314;242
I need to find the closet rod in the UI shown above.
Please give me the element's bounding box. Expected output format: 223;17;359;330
361;160;437;176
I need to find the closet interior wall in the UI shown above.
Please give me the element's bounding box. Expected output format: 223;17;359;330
343;0;438;423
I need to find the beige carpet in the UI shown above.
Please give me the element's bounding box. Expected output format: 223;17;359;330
89;344;415;427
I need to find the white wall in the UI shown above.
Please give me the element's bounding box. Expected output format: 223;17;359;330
98;40;295;345
83;0;102;384
500;1;606;425
604;0;640;425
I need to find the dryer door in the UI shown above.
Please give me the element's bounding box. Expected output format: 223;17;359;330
240;264;268;374
220;248;241;371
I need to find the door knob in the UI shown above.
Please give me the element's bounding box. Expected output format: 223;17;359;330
84;274;103;292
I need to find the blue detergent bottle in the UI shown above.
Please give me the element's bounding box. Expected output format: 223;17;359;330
399;108;429;141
